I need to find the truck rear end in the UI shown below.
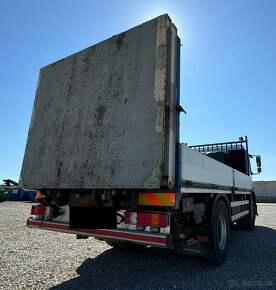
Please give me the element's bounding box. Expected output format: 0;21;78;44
21;14;261;264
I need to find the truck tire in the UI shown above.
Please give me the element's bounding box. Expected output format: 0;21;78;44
236;202;256;230
211;200;230;264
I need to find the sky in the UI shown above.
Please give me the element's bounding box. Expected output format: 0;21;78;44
0;0;275;183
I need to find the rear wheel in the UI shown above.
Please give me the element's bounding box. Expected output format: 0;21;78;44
210;200;230;264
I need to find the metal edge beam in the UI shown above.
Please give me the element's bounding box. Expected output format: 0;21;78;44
166;24;177;189
27;219;169;247
231;210;249;222
230;200;249;207
181;188;232;194
234;191;252;195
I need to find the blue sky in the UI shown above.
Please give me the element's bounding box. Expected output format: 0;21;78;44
0;0;275;183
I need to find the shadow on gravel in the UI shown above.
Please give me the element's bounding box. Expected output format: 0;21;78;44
51;226;275;289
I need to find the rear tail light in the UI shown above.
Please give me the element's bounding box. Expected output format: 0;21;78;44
31;205;53;217
125;212;168;228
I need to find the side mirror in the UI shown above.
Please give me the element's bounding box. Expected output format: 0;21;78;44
256;155;261;167
250;154;262;175
256;155;262;173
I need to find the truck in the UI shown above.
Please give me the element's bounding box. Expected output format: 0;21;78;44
20;14;262;264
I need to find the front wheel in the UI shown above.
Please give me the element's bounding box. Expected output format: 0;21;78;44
236;200;256;230
210;200;230;264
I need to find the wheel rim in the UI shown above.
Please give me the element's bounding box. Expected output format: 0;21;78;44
217;213;227;249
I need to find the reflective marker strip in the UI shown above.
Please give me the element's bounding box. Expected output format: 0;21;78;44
138;193;175;206
143;194;162;206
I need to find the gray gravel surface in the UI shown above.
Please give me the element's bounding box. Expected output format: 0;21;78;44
0;202;275;289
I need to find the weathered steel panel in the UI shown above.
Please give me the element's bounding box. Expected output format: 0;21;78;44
20;14;173;189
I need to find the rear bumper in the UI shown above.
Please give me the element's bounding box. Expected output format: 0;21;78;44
27;218;172;248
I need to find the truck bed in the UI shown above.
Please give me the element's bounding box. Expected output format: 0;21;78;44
181;145;252;191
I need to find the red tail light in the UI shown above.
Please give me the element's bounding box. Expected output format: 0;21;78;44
125;212;168;228
31;205;53;217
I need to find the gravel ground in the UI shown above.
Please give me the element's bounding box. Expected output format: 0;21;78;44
0;202;275;289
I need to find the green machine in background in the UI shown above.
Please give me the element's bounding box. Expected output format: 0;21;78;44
0;187;12;202
0;179;17;202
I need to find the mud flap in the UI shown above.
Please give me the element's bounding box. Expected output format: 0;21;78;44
173;225;214;259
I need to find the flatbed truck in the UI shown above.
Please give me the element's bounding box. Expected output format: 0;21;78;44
21;14;261;264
